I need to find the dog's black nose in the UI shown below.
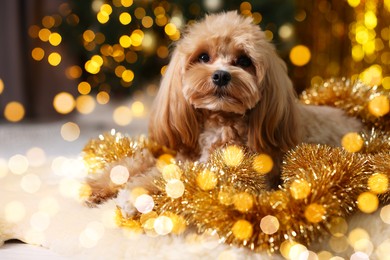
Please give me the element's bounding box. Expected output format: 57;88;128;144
212;70;231;87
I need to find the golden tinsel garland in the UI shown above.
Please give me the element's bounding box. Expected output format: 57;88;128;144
82;130;171;174
300;78;390;131
82;78;390;255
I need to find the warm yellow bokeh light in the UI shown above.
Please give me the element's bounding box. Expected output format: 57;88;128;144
48;52;62;66
164;23;177;36
113;106;133;126
31;47;45;61
162;164;182;181
78;82;91;95
252;154;274;174
234;192;254;213
53;92;75;114
232;219;253;241
134;7;146;19
290;179;311;200
119;35;131;49
76;95;96;114
364;11;377;29
383;77;390;89
97;12;110;24
66;65;82;79
368;173;388;194
0;78;4;94
100;4;112;16
368;95;390;117
121;0;133;7
119;12;132;25
142;16;154;28
156;154;175;172
348;0;360;7
222;145;244;167
42;15;55;28
357;192;379;213
305;203;326;223
4;101;25;122
290;45;311;66
165;179;185;199
49;33;62;46
38;28;51;42
85;60;101;74
83;30;95;42
122;69;134;82
130;30;144;47
196;169;218;191
131;101;145;117
96;91;110;105
341;132;364;153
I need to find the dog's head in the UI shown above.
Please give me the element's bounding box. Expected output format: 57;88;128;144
149;11;299;156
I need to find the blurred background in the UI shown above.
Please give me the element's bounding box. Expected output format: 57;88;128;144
0;0;389;152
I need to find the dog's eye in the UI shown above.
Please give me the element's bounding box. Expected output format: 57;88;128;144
198;53;210;63
236;55;252;68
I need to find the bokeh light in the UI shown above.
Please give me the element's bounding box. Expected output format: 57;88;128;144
196;169;218;191
76;95;96;114
342;132;364;153
357;192;379;213
290;179;311;200
48;52;62;66
4;101;25;122
0;78;4;94
165;179;185;198
110;165;129;185
231;219;253;241
233;192;253;213
8;154;29;175
31;47;45;61
290;45;311;66
252;154;274;174
134;194;154;214
260;215;279;234
222;145;244;167
26;147;47;167
53;92;76;114
113;106;133;126
60;122;80;142
153;216;173;235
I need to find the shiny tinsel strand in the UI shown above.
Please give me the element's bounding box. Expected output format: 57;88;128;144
370;153;390;204
82;130;167;173
300;78;390;131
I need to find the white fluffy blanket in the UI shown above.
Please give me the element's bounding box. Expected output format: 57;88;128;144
1;157;390;259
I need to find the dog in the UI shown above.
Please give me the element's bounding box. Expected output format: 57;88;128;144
148;11;363;186
86;11;362;204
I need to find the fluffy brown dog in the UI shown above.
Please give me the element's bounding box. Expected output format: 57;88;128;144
148;11;362;185
87;11;362;204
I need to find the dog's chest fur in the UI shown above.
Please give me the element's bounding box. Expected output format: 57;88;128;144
198;111;248;161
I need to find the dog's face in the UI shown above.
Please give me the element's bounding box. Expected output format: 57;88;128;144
178;13;268;114
149;12;298;155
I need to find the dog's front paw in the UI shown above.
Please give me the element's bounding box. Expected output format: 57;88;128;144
83;178;120;207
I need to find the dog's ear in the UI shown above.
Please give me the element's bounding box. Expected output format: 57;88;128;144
149;48;200;153
247;51;300;156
